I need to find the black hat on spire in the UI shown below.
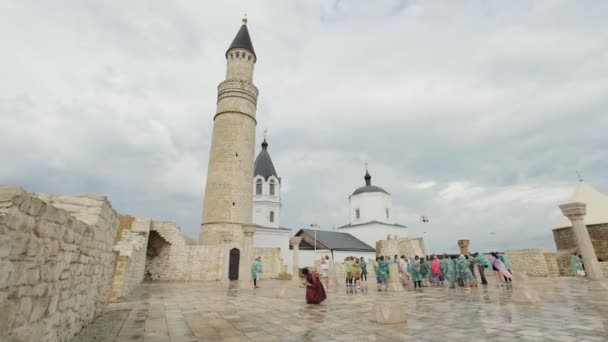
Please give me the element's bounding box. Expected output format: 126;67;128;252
226;16;256;59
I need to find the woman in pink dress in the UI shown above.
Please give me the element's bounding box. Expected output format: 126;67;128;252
490;252;512;286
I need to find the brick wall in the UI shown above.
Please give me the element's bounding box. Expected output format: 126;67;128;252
504;249;551;277
0;186;119;342
253;247;284;279
552;223;608;261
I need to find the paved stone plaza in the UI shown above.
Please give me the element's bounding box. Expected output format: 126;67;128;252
74;277;608;342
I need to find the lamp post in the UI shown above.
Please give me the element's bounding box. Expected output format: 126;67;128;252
310;224;319;256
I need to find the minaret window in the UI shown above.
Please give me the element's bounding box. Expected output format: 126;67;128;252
256;179;262;195
270;180;275;195
355;209;360;219
269;211;275;223
386;208;390;219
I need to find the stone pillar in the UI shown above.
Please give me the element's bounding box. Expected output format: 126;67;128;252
458;240;470;255
387;263;404;292
290;237;302;281
559;203;603;280
239;225;256;289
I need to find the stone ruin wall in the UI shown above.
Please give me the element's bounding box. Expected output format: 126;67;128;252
144;221;226;281
109;216;150;302
553;223;608;276
0;186;119;342
376;236;426;258
252;247;284;279
503;249;559;277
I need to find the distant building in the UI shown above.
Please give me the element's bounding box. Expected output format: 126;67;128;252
291;229;376;266
337;170;408;248
252;139;291;271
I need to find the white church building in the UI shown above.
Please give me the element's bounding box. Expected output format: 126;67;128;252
337;170;408;249
251;139;291;270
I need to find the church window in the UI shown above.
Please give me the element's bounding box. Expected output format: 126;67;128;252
386;208;390;219
269;211;275;223
256;179;262;195
270;180;275;195
355;209;360;219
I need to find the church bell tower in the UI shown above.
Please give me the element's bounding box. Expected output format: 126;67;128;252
199;17;258;246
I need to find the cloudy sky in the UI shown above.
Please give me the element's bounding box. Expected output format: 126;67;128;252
1;0;607;253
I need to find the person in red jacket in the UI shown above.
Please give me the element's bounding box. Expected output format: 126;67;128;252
430;255;442;287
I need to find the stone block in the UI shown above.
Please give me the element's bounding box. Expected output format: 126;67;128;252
0;185;25;202
0;234;11;257
0;299;18;331
30;297;51;321
369;302;407;324
0;260;13;289
14;296;33;327
19;195;46;216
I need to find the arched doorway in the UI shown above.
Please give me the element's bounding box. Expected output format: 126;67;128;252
229;248;240;280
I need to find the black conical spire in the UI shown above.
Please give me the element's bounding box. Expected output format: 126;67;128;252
364;170;371;186
226;16;256;59
254;139;278;180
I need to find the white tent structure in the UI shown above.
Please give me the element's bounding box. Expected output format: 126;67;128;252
555;180;608;229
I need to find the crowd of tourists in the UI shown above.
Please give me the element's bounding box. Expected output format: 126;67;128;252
255;250;589;305
337;252;514;291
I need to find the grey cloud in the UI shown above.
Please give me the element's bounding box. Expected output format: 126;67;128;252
1;1;607;255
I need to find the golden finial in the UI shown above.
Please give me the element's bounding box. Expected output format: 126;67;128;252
242;12;248;25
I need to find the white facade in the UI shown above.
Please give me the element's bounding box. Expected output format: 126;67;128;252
253;175;281;228
297;249;376;268
349;192;393;225
338;170;407;250
251;139;291;272
338;222;407;251
253;226;291;272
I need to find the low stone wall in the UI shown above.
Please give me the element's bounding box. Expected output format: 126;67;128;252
544;252;560;277
555;249;577;276
0;186;119;342
601;261;608;277
376;236;426;258
145;221;226;281
109;216;150;302
504;249;552;277
553;223;608;262
253;247;284;279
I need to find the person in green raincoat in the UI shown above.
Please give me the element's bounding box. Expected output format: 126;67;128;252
419;256;429;287
344;257;353;287
408;255;423;289
473;252;491;285
441;254;456;288
251;256;263;288
457;255;474;290
570;251;584;277
377;256;389;290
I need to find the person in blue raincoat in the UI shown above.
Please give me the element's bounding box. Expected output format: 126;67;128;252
251;256;263;288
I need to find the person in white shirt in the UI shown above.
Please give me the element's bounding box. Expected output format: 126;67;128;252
320;255;330;289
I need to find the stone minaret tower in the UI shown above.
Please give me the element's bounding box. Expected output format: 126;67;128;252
199;17;258;245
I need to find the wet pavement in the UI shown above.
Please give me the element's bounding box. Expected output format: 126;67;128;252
75;277;608;342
